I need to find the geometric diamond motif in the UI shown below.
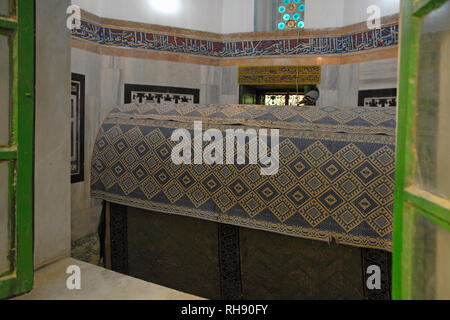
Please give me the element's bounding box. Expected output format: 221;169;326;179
100;171;116;189
256;182;280;203
166;161;183;178
95;136;108;152
286;185;310;208
269;166;296;192
123;150;139;168
163;180;184;204
118;174;137;196
319;158;345;181
178;171;196;191
156;143;172;161
367;208;392;237
300;108;327;122
142;176;159;200
239;192;265;218
332;204;363;232
351;192;379;217
93;158;107;175
287;156;311;178
388;168;396;183
273;107;297;121
368;176;394;205
154;168;171;186
354;161;381;185
132;164;149;182
241;166;264;188
177;104;196;115
91;105;396;252
335;173;363;201
202;174;222;195
221;105;245;118
228;178;250;200
190;164;211;180
198;105;220;117
301;141;332;167
187;184;210;208
146;128;165;147
124;126;143;147
269;196;296;223
244;106;269;119
332;111;358;123
106;125;122;142
216;165;238;184
318;188;344;211
145;155;159;171
361;111;391;126
113;138;129;155
134;141;151;157
368;146;395;173
111;161;126;178
301;170;328;196
335;143;365;170
299;199;329;227
278;138;300;163
212;188;237;213
102;147;118;163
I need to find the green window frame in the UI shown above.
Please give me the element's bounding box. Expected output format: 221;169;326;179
0;0;34;299
393;0;450;300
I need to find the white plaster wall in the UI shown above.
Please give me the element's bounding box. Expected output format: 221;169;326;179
222;0;254;33
343;0;400;26
72;0;224;33
304;0;345;29
71;49;103;241
305;0;400;29
359;58;398;90
317;65;339;106
317;58;398;107
35;0;72;268
71;0;103;16
72;0;400;34
72;0;254;34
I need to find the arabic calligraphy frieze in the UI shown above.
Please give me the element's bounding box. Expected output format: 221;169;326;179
72;20;399;58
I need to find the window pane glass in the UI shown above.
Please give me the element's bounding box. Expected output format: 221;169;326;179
0;0;9;16
289;94;304;106
0;34;10;146
415;1;450;199
265;94;285;106
0;161;10;275
411;211;450;299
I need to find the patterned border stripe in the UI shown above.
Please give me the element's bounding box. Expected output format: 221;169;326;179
73;20;399;58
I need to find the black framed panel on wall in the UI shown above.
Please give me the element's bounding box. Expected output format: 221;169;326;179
358;88;397;107
124;84;200;104
71;73;85;184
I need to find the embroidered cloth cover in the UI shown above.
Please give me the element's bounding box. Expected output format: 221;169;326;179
91;103;396;251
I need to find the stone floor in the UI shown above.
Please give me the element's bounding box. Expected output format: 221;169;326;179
14;258;203;300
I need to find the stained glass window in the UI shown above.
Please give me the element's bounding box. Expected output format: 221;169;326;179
264;94;305;106
288;94;304;105
276;0;305;30
265;95;286;106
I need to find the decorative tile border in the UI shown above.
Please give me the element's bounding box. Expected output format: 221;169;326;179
72;20;398;58
72;10;399;65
